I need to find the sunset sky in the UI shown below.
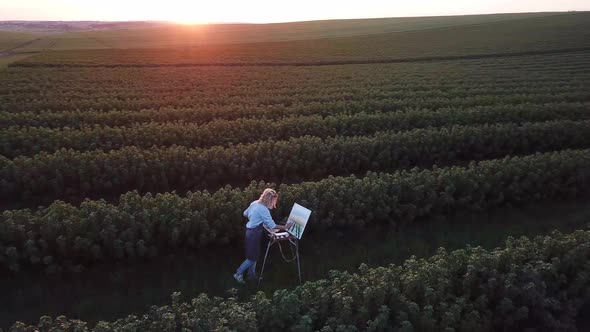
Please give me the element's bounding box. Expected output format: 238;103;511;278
0;0;588;23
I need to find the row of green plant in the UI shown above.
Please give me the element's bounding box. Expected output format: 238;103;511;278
0;95;586;130
6;227;590;331
2;78;579;108
3;74;579;107
11;46;590;68
1;52;587;114
4;64;577;96
4;69;576;97
2;102;589;157
2;120;590;207
1;148;589;274
1;85;586;114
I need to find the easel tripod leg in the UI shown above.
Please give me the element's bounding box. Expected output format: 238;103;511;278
296;239;302;284
258;240;273;286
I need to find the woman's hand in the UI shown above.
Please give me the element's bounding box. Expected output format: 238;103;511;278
275;222;293;231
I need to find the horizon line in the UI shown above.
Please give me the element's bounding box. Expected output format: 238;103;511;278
0;9;585;25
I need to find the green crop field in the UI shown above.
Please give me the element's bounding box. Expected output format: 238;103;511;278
1;12;590;331
0;12;559;52
10;12;589;66
0;31;38;51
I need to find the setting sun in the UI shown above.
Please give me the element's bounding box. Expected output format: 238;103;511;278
175;20;209;25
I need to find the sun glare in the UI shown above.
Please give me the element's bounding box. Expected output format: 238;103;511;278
130;0;217;25
147;0;287;24
88;0;332;24
163;0;269;25
175;20;209;25
166;7;209;25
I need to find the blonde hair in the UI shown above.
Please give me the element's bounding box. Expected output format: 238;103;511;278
258;188;278;209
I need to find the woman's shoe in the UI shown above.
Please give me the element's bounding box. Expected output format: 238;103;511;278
233;273;245;284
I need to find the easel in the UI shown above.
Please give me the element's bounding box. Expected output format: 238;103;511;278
258;230;302;285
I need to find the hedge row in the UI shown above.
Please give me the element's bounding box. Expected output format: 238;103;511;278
1;90;587;123
7;227;590;331
2;102;589;157
0;99;586;129
2;120;590;207
2;58;586;113
1;148;589;274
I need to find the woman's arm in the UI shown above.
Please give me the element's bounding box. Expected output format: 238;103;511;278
274;220;294;230
260;206;293;230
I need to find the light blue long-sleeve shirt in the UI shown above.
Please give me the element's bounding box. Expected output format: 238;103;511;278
244;201;276;229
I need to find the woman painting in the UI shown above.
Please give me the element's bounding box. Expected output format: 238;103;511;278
234;188;292;283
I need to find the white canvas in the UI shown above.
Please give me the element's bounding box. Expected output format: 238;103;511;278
286;203;312;239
